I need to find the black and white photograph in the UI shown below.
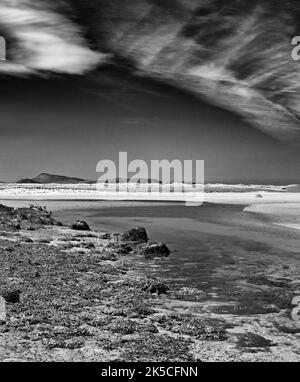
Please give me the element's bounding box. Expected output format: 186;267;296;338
0;0;299;368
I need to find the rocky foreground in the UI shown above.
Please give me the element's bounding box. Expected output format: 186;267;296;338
0;204;228;362
0;203;299;362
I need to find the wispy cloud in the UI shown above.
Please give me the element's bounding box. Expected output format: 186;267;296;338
1;0;300;142
95;0;300;142
0;0;105;74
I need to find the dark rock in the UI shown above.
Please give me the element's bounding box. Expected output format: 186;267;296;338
23;238;33;243
115;243;133;255
78;265;89;272
121;227;148;243
139;243;170;259
10;222;21;230
82;242;95;249
120;243;133;253
61;243;74;250
116;248;129;255
100;233;111;240
2;290;21;304
37;239;51;244
142;322;159;333
4;246;14;252
70;221;90;231
142;277;169;295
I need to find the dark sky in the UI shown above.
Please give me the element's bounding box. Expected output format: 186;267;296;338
1;0;300;184
0;71;300;184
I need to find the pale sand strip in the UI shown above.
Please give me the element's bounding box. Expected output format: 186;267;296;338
1;188;300;204
205;192;300;205
244;202;300;231
2;187;300;234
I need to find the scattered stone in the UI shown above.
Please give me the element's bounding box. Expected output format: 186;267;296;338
82;242;95;249
139;243;170;259
100;233;111;240
142;322;159;333
70;221;90;231
115;243;133;255
37;239;51;244
2;290;21;304
4;246;14;252
121;227;148;243
141;277;169;295
22;238;34;243
120;243;133;253
61;243;75;250
0;325;8;333
11;222;21;230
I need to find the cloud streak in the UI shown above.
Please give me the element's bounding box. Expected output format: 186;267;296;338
93;0;300;142
0;0;105;74
1;0;300;142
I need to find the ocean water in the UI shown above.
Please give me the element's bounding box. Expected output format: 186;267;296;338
49;201;300;313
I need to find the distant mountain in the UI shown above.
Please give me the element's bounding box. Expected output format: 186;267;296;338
16;174;163;184
17;173;94;184
17;178;37;184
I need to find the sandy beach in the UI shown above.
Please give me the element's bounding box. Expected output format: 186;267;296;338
1;183;300;204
